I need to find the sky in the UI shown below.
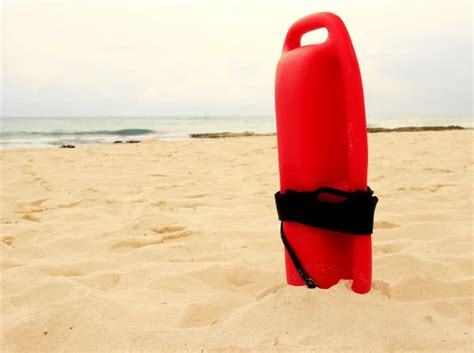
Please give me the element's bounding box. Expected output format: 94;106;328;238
1;0;472;117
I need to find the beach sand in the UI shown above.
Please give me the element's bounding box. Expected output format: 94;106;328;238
1;130;472;352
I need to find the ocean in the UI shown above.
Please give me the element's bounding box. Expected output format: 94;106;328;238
0;115;472;149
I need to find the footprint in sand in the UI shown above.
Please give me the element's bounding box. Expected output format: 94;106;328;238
372;280;392;298
79;272;121;291
179;302;230;328
151;225;186;234
9;281;77;307
374;221;399;229
256;283;285;300
389;276;473;301
181;201;205;208
110;238;165;250
430;299;463;319
150;201;174;211
111;225;193;250
55;269;84;277
17;199;48;215
187;193;207;199
132;198;147;204
423;167;453;173
1;236;14;246
373;241;406;254
225;268;253;288
150;226;193;241
423;315;434;323
22;214;40;222
57;200;83;209
29;199;47;207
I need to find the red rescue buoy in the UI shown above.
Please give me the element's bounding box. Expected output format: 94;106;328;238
274;12;375;294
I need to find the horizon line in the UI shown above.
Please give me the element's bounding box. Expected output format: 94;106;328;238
1;114;473;119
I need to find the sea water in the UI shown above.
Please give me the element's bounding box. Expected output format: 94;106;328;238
0;115;472;149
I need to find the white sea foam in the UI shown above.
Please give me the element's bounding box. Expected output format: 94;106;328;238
0;115;471;149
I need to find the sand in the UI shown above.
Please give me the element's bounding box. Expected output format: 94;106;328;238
0;130;472;352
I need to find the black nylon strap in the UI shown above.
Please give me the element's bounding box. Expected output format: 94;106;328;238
275;187;378;235
280;223;318;288
275;186;378;288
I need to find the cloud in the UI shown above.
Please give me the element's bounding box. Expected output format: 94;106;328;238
1;0;472;116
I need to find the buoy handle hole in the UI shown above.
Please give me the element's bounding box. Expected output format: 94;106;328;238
301;28;329;46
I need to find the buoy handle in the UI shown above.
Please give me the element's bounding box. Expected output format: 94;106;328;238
282;12;344;53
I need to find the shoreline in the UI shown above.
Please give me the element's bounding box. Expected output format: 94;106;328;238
189;125;467;138
0;125;469;150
